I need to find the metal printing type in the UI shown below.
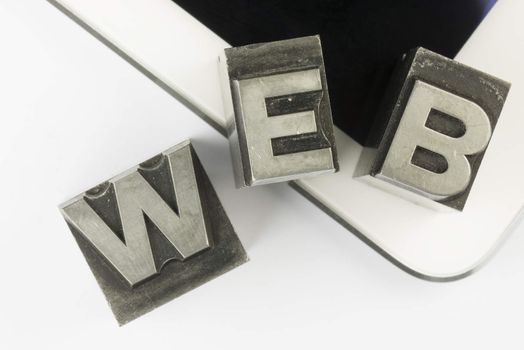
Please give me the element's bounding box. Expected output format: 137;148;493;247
59;140;248;325
220;35;338;188
362;47;510;211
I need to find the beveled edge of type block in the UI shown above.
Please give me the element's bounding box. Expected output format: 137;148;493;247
360;47;511;211
59;140;248;325
219;35;339;187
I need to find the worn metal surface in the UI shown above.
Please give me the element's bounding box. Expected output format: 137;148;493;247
220;35;338;187
60;140;248;325
366;47;510;210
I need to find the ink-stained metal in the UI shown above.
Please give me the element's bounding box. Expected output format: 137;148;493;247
220;35;338;187
366;47;510;210
60;140;248;325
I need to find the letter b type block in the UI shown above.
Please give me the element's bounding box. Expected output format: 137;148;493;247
220;36;338;187
367;48;510;211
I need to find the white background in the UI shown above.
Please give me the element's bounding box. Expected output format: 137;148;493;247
1;1;523;349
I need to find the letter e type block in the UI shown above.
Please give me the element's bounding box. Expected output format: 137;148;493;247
220;35;338;187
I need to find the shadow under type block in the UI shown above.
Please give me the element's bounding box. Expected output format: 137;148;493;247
220;36;338;188
359;47;510;211
60;140;248;325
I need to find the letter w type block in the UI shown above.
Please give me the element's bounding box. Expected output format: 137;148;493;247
59;140;248;325
363;48;510;211
220;36;338;187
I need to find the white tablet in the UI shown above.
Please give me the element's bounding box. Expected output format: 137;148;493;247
49;0;524;280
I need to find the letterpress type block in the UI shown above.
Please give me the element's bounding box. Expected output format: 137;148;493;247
60;140;248;325
364;47;510;210
220;35;338;187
